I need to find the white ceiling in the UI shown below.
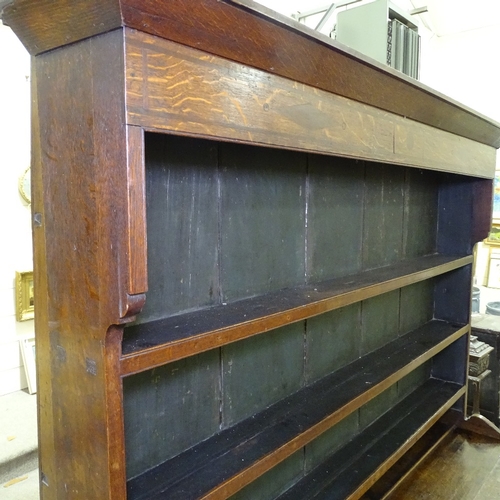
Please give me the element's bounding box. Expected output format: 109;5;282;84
258;0;500;37
410;0;500;36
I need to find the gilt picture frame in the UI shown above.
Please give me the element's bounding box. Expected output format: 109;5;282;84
16;270;34;321
485;224;500;246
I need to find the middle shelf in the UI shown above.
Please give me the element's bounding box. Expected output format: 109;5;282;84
126;319;467;499
121;254;471;375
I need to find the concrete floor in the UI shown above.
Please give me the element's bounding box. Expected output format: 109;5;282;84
1;469;39;500
0;390;39;499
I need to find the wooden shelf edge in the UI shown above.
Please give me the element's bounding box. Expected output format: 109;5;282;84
278;381;465;500
201;326;467;500
346;386;465;500
126;322;467;500
363;419;457;499
120;254;472;376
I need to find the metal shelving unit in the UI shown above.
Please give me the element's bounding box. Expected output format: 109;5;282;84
336;0;420;78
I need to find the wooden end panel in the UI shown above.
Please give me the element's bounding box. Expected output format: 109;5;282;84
33;30;131;499
124;30;492;177
104;326;128;497
437;179;494;257
126;125;148;296
33;31;131;328
30;47;57;499
471;178;494;243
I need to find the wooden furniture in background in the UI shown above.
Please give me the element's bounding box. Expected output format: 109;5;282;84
3;1;500;498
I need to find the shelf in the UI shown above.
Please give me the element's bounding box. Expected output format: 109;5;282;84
121;254;471;375
362;419;455;499
126;320;467;500
278;379;463;500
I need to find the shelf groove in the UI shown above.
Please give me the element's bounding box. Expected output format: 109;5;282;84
121;254;471;375
126;320;467;500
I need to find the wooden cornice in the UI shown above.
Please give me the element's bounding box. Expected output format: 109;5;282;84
3;0;500;148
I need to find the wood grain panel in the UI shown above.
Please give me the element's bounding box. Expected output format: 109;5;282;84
361;290;400;356
394;120;496;176
307;156;365;282
221;322;305;427
134;133;220;323
123;30;496;178
399;280;435;336
363;164;405;270
124;32;394;162
231;451;304;500
304;412;359;473
219;143;306;302
305;304;361;385
123;349;220;479
403;169;439;259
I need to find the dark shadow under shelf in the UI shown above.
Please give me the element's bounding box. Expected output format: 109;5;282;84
126;319;466;500
277;379;462;500
121;254;471;375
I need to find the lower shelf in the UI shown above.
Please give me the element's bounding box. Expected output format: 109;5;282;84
361;419;455;499
126;320;466;500
278;379;463;500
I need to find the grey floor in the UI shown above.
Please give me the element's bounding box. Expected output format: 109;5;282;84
0;390;39;499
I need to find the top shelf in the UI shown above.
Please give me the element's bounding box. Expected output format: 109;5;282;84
121;254;471;375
